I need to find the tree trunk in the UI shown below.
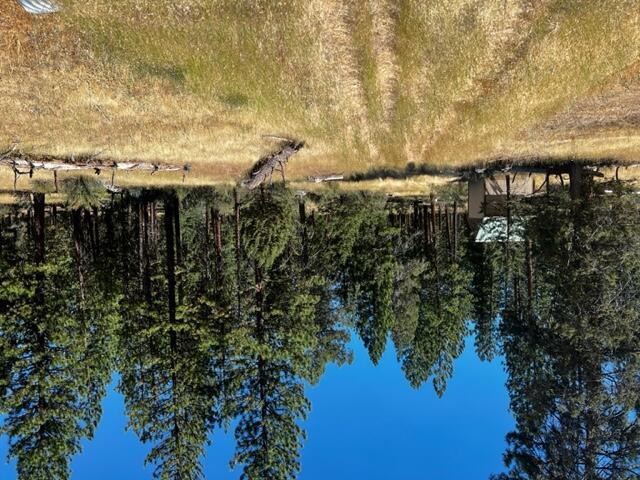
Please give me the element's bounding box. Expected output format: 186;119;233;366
84;209;96;260
71;209;86;301
213;209;223;281
33;193;45;264
92;206;100;255
423;204;430;254
141;201;152;303
445;205;451;257
453;201;458;260
526;239;533;319
173;195;183;304
139;201;146;294
234;190;242;319
430;198;437;243
569;163;584;200
299;199;308;266
203;206;212;284
164;197;177;326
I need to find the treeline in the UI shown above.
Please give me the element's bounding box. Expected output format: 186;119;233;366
471;181;640;480
1;178;639;479
0;185;474;480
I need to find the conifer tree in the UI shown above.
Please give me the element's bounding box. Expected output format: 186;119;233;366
495;189;640;479
0;195;117;480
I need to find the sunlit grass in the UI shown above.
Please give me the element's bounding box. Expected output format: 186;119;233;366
1;0;639;184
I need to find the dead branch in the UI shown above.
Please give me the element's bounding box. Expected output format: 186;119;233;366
242;138;305;190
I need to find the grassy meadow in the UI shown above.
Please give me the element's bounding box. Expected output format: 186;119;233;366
1;0;639;189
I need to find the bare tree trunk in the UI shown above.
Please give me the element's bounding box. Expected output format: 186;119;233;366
453;201;458;259
569;163;583;200
84;209;96;260
234;189;242;319
105;206;114;246
545;172;550;196
119;200;131;291
203;206;212;283
163;196;181;460
445;205;451;257
140;201;152;303
33;193;45;264
173;196;182;266
164;197;177;326
150;202;157;246
430;198;437;242
526;239;533;319
299;198;308;266
173;195;183;304
506;174;512;244
139;201;145;294
423;204;430;254
213;209;223;281
71;209;86;302
92;206;100;255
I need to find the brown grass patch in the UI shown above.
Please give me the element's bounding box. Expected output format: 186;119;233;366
1;0;640;187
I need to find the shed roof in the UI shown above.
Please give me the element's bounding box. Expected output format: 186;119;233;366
18;0;60;14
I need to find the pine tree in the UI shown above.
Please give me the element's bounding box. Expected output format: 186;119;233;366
117;193;216;480
495;188;640;479
0;195;117;480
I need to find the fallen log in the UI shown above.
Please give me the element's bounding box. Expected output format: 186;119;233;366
1;152;189;190
0;158;184;173
308;174;344;183
242;138;304;190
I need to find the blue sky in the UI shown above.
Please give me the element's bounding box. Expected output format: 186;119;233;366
0;337;513;480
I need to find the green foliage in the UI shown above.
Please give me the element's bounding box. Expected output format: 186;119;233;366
400;261;472;395
241;188;296;269
13;184;632;479
496;190;640;479
390;258;427;358
469;241;504;362
62;176;107;210
117;195;216;480
312;192;385;269
343;203;397;365
118;309;215;480
0;219;117;480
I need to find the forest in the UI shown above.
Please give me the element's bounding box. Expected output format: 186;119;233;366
1;177;639;479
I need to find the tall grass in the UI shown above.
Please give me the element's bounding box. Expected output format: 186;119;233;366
1;0;639;182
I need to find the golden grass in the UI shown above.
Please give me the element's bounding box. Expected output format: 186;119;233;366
1;0;639;188
423;0;640;166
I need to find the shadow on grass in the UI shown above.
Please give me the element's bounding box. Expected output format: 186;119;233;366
346;156;635;182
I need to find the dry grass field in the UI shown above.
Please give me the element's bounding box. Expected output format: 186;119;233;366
1;0;639;190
